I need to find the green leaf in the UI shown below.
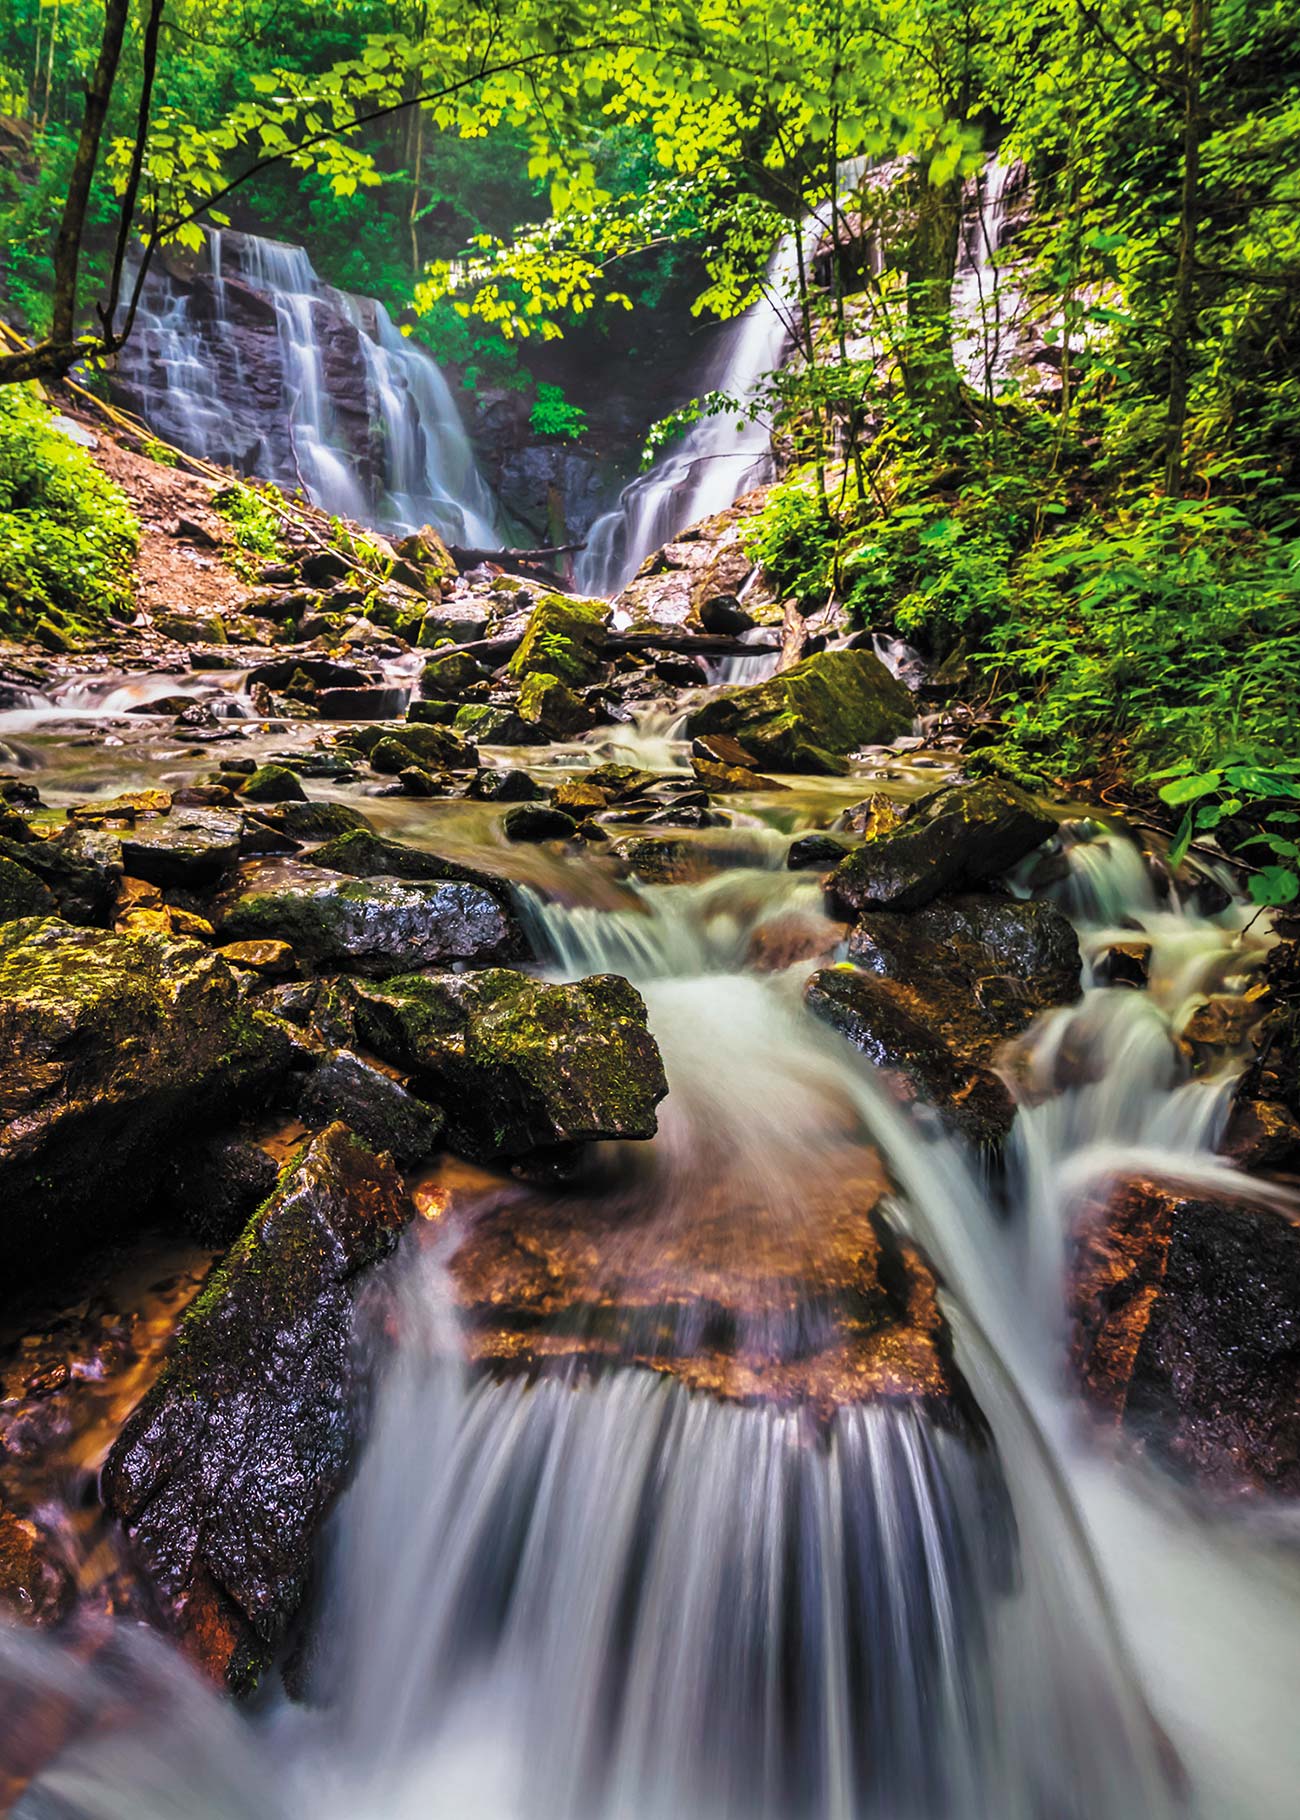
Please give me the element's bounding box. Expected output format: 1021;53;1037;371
1158;771;1222;806
1249;868;1300;907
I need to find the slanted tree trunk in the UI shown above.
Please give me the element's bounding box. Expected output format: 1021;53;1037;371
1163;0;1208;498
900;160;966;449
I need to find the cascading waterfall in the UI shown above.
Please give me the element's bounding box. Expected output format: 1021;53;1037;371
574;230;809;600
2;740;1295;1820
116;229;500;545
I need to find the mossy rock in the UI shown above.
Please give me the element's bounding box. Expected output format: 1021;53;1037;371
305;827;510;901
243;800;373;843
369;722;477;775
517;671;596;737
296;1048;444;1167
507;593;609;687
684;649;915;774
352;968;668;1160
829;782;1058;914
453;703;542;744
420;651;491;700
239;764;307;804
0;854;57;923
0;918;289;1291
102;1123;411;1692
218;861;516;974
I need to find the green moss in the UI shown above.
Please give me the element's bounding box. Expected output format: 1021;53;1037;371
507;593;608;687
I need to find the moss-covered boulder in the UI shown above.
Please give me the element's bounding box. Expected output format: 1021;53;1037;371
242;800;373;844
507;593;608;687
829;781;1058;913
238;764;306;805
352;968;668;1160
684;649;914;774
0;918;289;1291
0;854;56;923
364;721;478;774
453;703;541;744
218;860;516;975
420;650;490;700
517;670;598;738
103;1123;411;1692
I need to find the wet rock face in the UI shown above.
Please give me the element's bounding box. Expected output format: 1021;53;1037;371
118;807;245;888
830;781;1057;913
0;854;56;922
685;649;915;774
432;1149;982;1430
1069;1175;1300;1497
296;1048;444;1168
0;826;122;924
353;968;668;1161
806;896;1079;1150
0;919;288;1291
218;860;516;975
103;1124;411;1691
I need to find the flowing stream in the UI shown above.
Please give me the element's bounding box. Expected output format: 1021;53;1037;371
1;692;1297;1819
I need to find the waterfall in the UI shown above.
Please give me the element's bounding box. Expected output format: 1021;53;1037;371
951;157;1027;396
573;231;807;599
115;230;500;546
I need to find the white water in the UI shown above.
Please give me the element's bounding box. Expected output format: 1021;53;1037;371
574;232;808;599
118;230;499;545
3;813;1297;1817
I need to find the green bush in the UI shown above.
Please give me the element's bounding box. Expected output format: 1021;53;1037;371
0;385;138;639
529;382;587;441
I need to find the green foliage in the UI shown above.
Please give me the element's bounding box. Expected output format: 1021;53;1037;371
0;384;137;637
529;383;587;440
742;473;839;602
1155;759;1300;907
212;482;283;579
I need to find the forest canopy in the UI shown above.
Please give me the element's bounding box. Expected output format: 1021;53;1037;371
2;0;1299;892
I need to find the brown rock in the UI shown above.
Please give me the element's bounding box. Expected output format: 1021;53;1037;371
1068;1174;1300;1497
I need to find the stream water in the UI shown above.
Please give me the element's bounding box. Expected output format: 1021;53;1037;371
0;688;1297;1820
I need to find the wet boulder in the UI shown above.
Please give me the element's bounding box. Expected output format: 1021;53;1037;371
218;860;516;975
1068;1174;1300;1498
507;594;608;687
117;807;245;888
238;765;307;805
830;781;1057;914
420;650;490;699
517;671;598;738
502;803;578;843
165;1133;281;1248
0;825;121;924
684;649;914;774
296;1048;444;1167
805;966;1017;1150
103;1123;411;1692
847;895;1081;1013
368;723;477;775
243;800;373;844
352;968;668;1161
305;827;508;900
0;918;289;1291
0;854;56;923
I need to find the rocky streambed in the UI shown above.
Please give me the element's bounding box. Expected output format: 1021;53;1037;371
0;559;1297;1816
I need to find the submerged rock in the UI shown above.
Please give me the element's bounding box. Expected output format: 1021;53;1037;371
684;649;914;773
103;1123;411;1692
0;919;288;1291
830;781;1057;913
218;861;515;975
353;968;667;1161
1068;1174;1300;1498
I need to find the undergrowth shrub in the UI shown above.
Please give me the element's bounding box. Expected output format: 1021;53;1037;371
0;384;138;640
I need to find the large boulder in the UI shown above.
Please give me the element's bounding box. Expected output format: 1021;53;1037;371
117;807;245;888
684;649;914;774
103;1124;411;1691
830;781;1057;913
0;919;288;1291
296;1048;444;1167
352;968;668;1160
507;593;608;687
218;860;515;975
0;855;56;923
0;826;121;924
1068;1174;1300;1497
806;896;1079;1148
304;827;509;901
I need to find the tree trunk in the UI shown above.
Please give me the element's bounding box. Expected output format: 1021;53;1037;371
901;160;965;448
50;0;133;347
1163;0;1208;498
